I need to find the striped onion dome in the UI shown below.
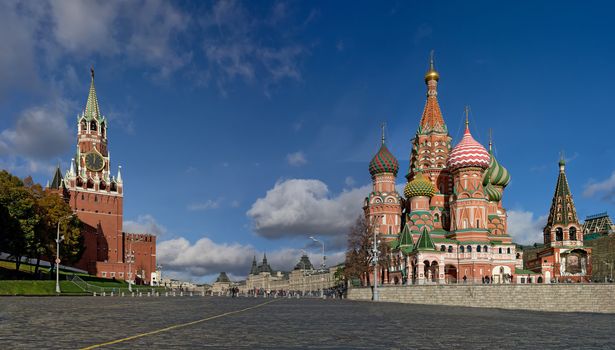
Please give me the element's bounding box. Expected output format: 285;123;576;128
404;172;435;198
369;144;399;176
447;126;490;171
484;182;503;202
482;152;511;188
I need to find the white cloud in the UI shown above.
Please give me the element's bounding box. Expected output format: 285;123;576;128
584;171;615;203
0;1;41;97
200;0;307;94
0;100;72;160
124;214;168;236
507;210;547;245
50;1;120;55
49;0;190;77
157;236;254;278
247;179;369;239
286;151;307;167
157;236;346;282
187;199;221;211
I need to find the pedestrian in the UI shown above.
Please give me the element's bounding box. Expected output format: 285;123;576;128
463;275;467;283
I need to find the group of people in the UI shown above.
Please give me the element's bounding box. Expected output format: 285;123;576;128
233;284;348;299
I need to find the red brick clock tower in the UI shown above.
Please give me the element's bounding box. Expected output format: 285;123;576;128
66;68;124;268
49;68;156;283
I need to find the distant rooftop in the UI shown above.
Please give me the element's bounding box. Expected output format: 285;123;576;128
582;212;614;237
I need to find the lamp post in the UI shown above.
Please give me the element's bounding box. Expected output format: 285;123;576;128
604;261;613;282
309;236;326;297
126;238;135;292
55;214;73;294
371;229;380;301
309;236;326;269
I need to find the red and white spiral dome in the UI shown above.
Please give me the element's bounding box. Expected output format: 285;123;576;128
447;126;490;171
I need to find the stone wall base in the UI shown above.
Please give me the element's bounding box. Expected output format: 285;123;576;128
347;284;615;313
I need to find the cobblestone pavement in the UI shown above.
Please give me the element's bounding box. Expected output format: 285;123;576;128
0;296;613;349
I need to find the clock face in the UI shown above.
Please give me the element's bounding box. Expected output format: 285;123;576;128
85;152;105;172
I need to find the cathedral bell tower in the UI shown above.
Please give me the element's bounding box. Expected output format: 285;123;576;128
407;52;453;230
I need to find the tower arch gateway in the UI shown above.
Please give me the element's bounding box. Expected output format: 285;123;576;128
47;68;157;284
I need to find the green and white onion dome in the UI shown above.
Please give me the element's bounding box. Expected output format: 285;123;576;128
482;152;511;188
484;182;503;202
404;172;435;198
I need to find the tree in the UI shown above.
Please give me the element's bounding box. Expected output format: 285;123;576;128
344;215;374;285
0;171;38;271
0;171;83;275
32;185;84;274
343;215;392;286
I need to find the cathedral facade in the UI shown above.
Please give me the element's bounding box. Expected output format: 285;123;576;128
363;55;580;285
48;69;157;284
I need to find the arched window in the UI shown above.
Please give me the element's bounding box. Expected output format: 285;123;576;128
80;120;87;131
498;247;502;254
467;245;472;253
483;245;488;253
555;228;563;241
90;121;97;131
447;245;453;253
440;245;446;252
460;246;465;253
507;247;511;254
101;122;106;138
434;213;440;222
569;227;577;241
477;245;482;252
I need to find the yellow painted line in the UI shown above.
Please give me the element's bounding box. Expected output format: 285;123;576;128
80;299;278;349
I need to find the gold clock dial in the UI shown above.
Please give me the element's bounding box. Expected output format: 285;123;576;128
85;152;105;172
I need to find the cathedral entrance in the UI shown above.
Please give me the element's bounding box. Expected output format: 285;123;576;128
444;264;457;283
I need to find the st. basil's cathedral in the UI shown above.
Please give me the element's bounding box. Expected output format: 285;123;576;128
363;54;592;285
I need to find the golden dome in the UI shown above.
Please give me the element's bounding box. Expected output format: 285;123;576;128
424;50;439;83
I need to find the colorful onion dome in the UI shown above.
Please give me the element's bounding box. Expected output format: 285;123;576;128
484;182;502;202
447;126;490;171
404;172;435;198
483;152;511;188
369;143;399;176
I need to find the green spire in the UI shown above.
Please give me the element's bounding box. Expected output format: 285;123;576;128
50;165;63;189
398;223;414;253
546;158;578;226
84;67;101;120
415;227;435;251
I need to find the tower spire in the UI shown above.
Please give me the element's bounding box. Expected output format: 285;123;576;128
546;156;578;228
488;128;493;152
424;50;439;83
381;122;386;145
419;51;445;133
464;105;470;132
84;66;101;120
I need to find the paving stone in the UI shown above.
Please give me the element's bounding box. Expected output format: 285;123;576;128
0;296;612;349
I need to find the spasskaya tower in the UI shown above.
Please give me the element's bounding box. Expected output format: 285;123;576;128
49;68;156;284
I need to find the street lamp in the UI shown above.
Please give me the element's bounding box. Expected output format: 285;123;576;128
603;261;613;282
371;229;380;301
309;236;326;269
126;245;135;292
309;236;326;298
55;214;73;294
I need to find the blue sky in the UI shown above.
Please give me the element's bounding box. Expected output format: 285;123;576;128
1;0;615;282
